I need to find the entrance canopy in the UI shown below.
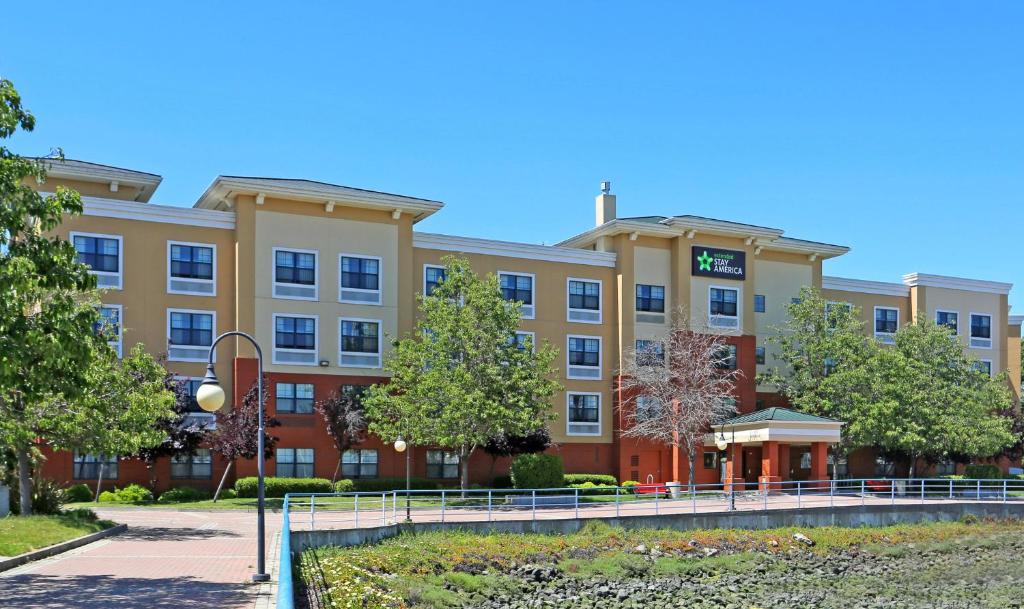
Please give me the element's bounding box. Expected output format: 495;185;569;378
709;407;843;446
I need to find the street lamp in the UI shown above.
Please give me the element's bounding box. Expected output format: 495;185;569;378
393;436;411;521
716;426;736;512
195;331;270;583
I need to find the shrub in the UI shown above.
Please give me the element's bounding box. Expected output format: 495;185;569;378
491;475;513;489
235;476;334;498
63;507;98;521
569;482;618;496
219;488;237;499
65;483;93;503
511;453;564;489
115;484;154;503
351;477;440;492
32;479;67;514
98;490;118;502
564;473;617;486
334;479;355;493
157;487;211;503
964;464;1002;480
621;480;640;494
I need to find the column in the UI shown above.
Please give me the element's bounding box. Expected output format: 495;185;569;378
759;441;781;492
810;442;829;488
725;442;745;492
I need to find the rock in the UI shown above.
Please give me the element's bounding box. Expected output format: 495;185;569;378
703;547;720;557
793;533;815;546
634;544;647;554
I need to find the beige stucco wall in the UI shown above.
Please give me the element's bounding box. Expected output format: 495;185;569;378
753;259;814;385
632;243;673;347
915;286;1007;374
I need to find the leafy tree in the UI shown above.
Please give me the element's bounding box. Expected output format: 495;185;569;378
482;428;552;482
208;377;280;501
363;256;562;490
315;386;367;482
618;307;739;488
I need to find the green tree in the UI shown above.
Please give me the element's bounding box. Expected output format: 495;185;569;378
363;256;562;490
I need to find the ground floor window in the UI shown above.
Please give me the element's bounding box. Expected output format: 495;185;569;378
171;449;213;479
277;448;314;478
426;450;459;479
875;455;896;477
342;449;378;478
73;451;118;480
934;460;957;476
703;451;718;469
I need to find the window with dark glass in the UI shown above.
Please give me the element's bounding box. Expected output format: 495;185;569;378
635;285;665;313
341;320;379;354
970;314;991;340
754;294;766;313
973;360;993;376
170;312;213;347
568;393;599;423
73;451;118;480
511;332;534;351
184;378;203;412
94;306;120;342
703;452;717;469
936;311;958;333
755;345;765;365
171;449;212;479
635;340;664;366
424;266;446;296
341;256;379;291
568;280;600;310
426;451;459;478
500;273;533;305
715;344;738;370
275;250;316;285
710;288;738;317
568;337;600;366
342;449;379;478
73;235;119;272
341;384;369;404
277;383;314;414
170;244;214;280
276;448;314;478
874;307;898;334
275;316;316;350
635;396;661;422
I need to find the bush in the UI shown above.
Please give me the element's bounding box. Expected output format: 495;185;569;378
218;488;237;499
564;473;617;486
511;453;564;489
621;480;640;494
98;490;118;502
569;482;618;496
32;479;67;514
964;464;1002;480
235;476;334;498
491;475;513;489
351;477;440;492
64;507;99;521
157;487;211;503
65;483;93;503
115;484;154;503
334;479;355;493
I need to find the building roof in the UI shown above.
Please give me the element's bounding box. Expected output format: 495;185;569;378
720;407;840;425
38;158;162;202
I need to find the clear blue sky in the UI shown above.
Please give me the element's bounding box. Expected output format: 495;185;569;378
4;3;1022;310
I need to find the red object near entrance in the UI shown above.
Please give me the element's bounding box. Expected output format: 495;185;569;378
633;483;668;495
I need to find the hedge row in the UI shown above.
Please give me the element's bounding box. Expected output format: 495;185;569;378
235;476;333;498
564;473;617;486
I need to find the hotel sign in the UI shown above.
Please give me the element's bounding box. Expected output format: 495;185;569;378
692;246;746;280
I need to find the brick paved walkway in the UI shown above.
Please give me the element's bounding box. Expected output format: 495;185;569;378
0;508;281;609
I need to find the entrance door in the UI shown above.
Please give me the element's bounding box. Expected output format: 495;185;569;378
627;450;662;484
743;447;763;487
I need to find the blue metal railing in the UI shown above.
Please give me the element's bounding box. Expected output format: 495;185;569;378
277;494;293;609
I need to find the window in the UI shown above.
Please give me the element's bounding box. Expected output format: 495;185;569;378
72;232;122;289
183;378;204;413
755;345;765;365
934;460;956;476
273;315;318;365
874;455;895;477
874;307;899;341
755;399;765;411
511;331;535;352
830;454;849;478
635;285;665;313
73;451;118;480
703;451;718;470
167;309;214;362
171;449;212;479
339;254;381;304
567;335;601;379
791;297;802;305
276;383;314;414
339;319;382;368
936;310;959;334
424;265;446;296
276;448;314;478
96;304;122;358
567;392;601;436
426;451;459;479
342;449;379;478
635;340;664;366
970;313;992;348
754;294;766;313
341;384;369;405
825;302;852;328
709;286;739;329
635;396;661;422
273;248;318;300
500;272;535;318
567;278;601;323
973;360;993;377
824;357;837;376
168;242;215;295
714;344;738;370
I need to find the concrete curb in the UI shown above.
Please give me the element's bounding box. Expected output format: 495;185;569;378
0;523;128;573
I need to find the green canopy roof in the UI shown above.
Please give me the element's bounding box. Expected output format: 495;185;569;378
718;407;840;426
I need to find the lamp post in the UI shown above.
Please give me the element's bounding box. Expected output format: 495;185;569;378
715;425;736;512
195;331;270;583
393;437;411;521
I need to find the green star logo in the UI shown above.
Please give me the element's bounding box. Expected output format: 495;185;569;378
697;250;714;271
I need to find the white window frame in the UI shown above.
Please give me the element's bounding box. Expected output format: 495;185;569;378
167;240;217;296
272;313;320;366
423;264;446;296
98;303;123;358
708;284;741;330
935;309;960;335
513;330;536;353
498;270;537;319
975;359;994;378
969;312;993;349
566;334;602;380
272;247;319;301
166;308;216;362
566;391;602;437
873;306;899;343
338;317;383;369
566;277;602;324
338;253;383;305
70;231;123;290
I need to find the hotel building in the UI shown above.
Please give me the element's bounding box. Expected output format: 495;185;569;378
32;160;1022;490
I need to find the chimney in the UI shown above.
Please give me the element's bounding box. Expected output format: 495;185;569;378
595;180;616;226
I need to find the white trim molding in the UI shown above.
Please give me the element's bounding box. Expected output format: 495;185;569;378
498;270;537;319
272;313;320;366
1010;315;1024;326
566;277;603;324
565;391;602;437
272;247;319;301
513;330;537;353
415;233;616;268
167;240;217;297
566;334;603;380
873;306;899;344
935;309;960;335
902;273;1013;295
76;196;236;229
69;231;124;290
968;311;994;350
708;284;742;332
423;264;446;296
338;253;383;306
338;317;383;369
822;276;910;297
166;308;216;363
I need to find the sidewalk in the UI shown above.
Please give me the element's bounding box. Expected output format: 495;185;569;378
0;508;280;609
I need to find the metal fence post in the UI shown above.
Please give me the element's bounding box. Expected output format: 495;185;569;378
920;479;925;505
441;490;446;523
890;480;895;506
692;485;697;515
574;488;579;519
531;490;536;521
764;483;768;511
977;479;981;502
488;490;493;523
615;486;621;518
829;480;834;508
861;480;866;506
382;492;386;524
949;479;953;500
310;495;316;531
354;494;359;528
392;491;397;523
1003;480;1007;504
655;487;660;515
797;481;802;509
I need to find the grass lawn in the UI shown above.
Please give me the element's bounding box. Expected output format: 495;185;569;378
0;510;116;557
